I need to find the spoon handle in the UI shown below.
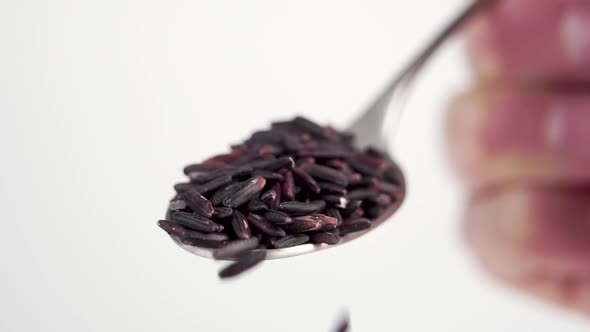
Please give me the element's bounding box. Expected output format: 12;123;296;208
349;0;497;150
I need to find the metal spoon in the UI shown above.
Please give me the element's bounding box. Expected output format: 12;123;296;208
171;0;494;260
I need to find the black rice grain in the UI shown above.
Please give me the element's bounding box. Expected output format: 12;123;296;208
252;170;285;181
283;214;337;233
304;163;349;187
247;157;294;172
325;208;343;226
321;195;348;208
213;237;259;259
278;200;326;215
247;213;286;237
260;190;277;204
268;182;282;210
180;189;214;218
218;250;267;279
309;232;340;245
184;229;230;242
282;171;295;201
194;174;233;194
213;207;233;218
170;211;221;233
262;210;292;225
339;218;371;236
271;234;310;249
223;176;266;208
230;210;251;239
158;220;187;237
292;116;327;139
247;199;268;212
183;162;228;176
318;182;347;195
210;182;245;205
292;167;321;194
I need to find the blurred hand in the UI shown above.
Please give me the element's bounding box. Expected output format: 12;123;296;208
448;0;590;314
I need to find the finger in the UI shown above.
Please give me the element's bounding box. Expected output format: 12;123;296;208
447;87;590;189
465;185;590;314
467;0;590;81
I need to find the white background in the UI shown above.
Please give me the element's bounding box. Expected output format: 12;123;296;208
1;0;589;331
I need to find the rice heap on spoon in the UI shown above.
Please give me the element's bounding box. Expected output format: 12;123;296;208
157;116;404;278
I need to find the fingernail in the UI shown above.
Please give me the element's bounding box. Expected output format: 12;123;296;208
562;9;590;68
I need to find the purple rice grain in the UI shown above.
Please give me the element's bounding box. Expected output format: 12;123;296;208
247;156;294;172
295;157;315;167
325;208;343;226
260;190;277;204
346;188;377;201
230;210;251;239
292;167;321;194
184;229;230;242
297;149;352;159
283;214;337;233
223;176;266;208
183;162;228;175
218;250;267;279
158;220;187;237
325;159;347;170
364;206;382;219
269;182;282;210
282;132;303;151
173;182;199;193
170;211;221;233
321;195;348;208
213;207;233;218
329;228;341;236
213;237;260;259
292;116;327;139
374;193;393;207
339;218;371;236
194;174;233;194
318;182;347;195
247;199;268;212
342;200;362;216
334;315;351;332
281;171;295;201
180;189;214;218
252;170;285;181
351;207;364;218
210;182;245;205
278;200;326;215
247;213;286;237
373;179;401;197
190;165;252;184
262;210;292;225
347;156;382;178
271;234;311;249
309;232;340;245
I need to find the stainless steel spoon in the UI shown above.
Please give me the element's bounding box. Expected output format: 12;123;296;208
171;0;494;260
